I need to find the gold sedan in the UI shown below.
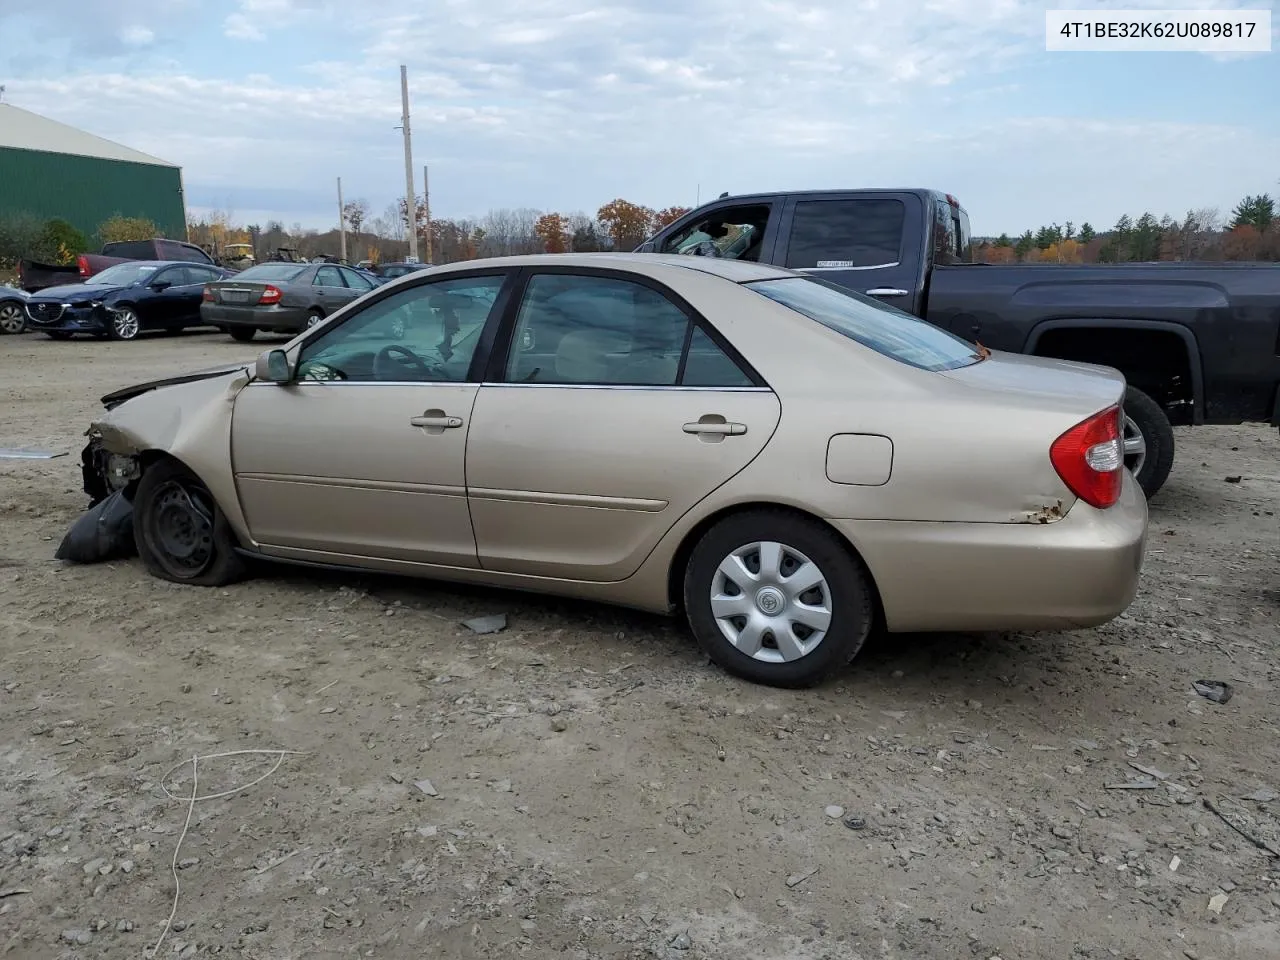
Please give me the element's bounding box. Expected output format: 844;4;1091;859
79;253;1147;688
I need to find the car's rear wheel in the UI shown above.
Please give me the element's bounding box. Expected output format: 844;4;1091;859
1122;386;1174;499
132;458;246;586
305;309;325;329
683;509;874;688
0;302;25;334
228;326;257;342
109;307;141;340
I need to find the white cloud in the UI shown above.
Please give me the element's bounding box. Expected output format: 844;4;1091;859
0;0;1275;233
118;25;154;46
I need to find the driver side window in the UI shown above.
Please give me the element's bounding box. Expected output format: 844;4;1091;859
296;274;506;383
658;203;773;262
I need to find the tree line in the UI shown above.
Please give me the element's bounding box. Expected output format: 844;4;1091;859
5;191;1277;275
974;194;1278;264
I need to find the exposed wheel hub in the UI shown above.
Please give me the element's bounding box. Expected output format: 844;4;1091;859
151;481;215;576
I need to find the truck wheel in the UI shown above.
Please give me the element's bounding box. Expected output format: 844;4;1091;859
1122;386;1174;499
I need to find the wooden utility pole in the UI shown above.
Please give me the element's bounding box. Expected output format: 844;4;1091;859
399;65;419;262
422;165;432;264
337;176;347;262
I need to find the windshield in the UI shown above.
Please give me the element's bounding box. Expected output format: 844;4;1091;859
233;263;308;282
86;263;160;286
745;276;982;372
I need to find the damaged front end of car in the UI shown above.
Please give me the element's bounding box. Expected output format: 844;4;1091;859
58;362;256;565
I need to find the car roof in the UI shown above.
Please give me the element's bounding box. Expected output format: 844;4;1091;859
424;252;796;284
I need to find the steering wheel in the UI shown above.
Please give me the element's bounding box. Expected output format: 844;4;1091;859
373;343;436;381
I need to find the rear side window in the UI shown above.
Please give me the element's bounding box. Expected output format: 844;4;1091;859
156;240;207;262
784;199;905;269
746;276;981;372
102;240;155;260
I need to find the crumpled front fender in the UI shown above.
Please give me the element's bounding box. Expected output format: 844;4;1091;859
87;368;257;548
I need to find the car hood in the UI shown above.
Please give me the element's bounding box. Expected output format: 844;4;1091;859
100;362;253;410
1;287;30;301
31;283;127;301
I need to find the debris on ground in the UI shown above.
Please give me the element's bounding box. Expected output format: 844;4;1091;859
462;614;507;634
785;867;820;888
1192;680;1233;704
413;779;439;797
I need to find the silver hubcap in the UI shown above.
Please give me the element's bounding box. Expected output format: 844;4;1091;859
307;313;322;327
1123;414;1147;476
710;540;832;663
113;310;139;339
0;304;22;333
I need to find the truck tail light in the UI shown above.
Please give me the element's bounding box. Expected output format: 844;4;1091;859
258;285;282;305
1050;404;1124;509
77;255;90;278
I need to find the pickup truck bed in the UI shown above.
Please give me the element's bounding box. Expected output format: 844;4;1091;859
640;188;1280;497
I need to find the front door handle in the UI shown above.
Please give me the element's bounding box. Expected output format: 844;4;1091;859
410;409;464;432
866;287;908;297
684;418;747;439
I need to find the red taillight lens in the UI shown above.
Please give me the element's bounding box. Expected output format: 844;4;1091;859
202;285;214;302
77;255;90;278
1050;404;1124;509
258;285;281;305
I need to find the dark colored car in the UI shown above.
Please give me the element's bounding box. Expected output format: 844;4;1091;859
22;261;234;340
200;261;378;341
19;238;219;292
639;188;1280;497
370;261;431;281
1;285;30;334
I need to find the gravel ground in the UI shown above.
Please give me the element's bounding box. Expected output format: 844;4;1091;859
1;330;1278;960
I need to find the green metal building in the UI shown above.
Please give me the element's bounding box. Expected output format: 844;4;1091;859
0;103;186;243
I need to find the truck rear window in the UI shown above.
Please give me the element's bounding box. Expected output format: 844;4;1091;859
745;276;981;372
784;199;904;269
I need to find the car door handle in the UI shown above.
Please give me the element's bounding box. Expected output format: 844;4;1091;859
866;287;908;297
410;414;463;429
683;421;746;436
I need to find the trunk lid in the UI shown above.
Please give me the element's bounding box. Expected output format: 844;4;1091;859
939;349;1125;417
207;280;272;305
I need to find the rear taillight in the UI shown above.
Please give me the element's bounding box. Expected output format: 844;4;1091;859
202;285;214;302
258;285;282;305
77;255;90;278
1050;404;1124;509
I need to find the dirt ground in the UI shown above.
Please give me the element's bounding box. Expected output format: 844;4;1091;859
1;330;1278;960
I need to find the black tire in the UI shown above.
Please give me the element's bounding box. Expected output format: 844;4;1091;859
132;458;247;586
228;326;257;343
45;331;72;340
1123;386;1174;499
682;509;874;688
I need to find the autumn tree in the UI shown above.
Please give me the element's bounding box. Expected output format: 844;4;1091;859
653;206;691;229
100;215;159;244
534;213;570;253
597;198;656;251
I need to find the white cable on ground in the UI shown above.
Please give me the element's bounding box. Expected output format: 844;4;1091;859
149;749;307;959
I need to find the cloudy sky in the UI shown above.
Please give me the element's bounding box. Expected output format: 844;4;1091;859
1;0;1276;236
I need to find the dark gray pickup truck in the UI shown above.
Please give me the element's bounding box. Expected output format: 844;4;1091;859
638;189;1280;498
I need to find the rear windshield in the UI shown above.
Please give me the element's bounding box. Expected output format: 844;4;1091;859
86;262;160;286
745;276;982;372
232;263;307;282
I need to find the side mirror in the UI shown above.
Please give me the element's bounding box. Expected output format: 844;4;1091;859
255;348;293;383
